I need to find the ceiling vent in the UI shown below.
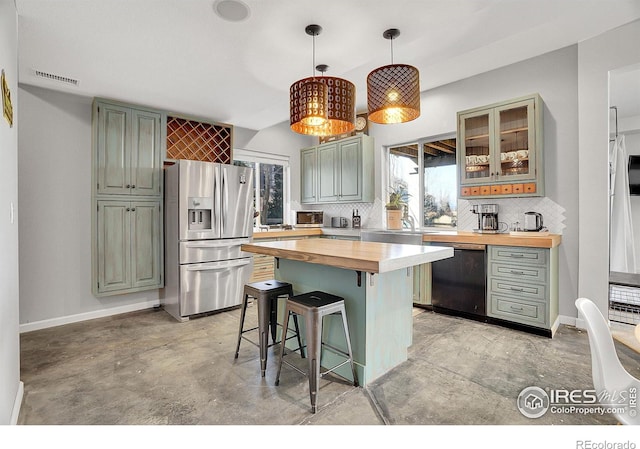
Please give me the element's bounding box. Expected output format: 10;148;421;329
33;70;79;86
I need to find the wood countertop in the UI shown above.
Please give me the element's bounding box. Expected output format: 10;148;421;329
421;231;561;248
241;239;453;274
250;228;561;248
252;229;323;239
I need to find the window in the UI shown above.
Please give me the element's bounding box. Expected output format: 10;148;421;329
233;150;290;228
388;136;457;229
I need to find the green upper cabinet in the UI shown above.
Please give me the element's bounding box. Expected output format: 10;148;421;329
457;94;543;198
300;147;317;203
301;135;374;204
95;100;162;197
318;142;338;202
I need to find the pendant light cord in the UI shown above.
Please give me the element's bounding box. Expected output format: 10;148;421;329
311;33;316;78
389;36;394;64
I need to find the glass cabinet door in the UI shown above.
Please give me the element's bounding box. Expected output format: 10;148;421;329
495;99;536;181
459;110;494;185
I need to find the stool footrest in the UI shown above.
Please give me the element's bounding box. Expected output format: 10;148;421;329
321;342;351;359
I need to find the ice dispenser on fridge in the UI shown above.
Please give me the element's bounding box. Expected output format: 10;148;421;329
187;197;212;231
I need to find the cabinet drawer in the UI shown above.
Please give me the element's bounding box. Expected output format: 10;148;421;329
488;294;547;327
489;246;547;266
489;262;547;283
489;278;546;301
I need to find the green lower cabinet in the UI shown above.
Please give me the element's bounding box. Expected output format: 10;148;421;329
486;245;559;335
95;199;163;296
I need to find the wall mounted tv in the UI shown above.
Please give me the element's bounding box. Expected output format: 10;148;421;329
629;155;640;195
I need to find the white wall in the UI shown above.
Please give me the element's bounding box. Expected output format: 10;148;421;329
578;19;640;316
18;86;162;329
368;45;580;319
0;0;22;424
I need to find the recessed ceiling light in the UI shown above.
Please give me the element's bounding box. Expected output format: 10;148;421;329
213;0;250;22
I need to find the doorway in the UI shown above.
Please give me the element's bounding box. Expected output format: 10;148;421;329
608;63;640;325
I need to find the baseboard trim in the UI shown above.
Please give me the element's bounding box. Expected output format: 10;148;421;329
19;300;160;333
11;381;23;425
559;314;579;328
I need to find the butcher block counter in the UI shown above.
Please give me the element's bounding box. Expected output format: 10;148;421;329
250;228;561;248
241;239;452;273
241;239;453;385
421;231;561;248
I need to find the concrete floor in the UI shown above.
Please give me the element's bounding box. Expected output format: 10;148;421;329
17;305;640;426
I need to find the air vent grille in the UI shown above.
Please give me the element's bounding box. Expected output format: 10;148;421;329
34;70;79;86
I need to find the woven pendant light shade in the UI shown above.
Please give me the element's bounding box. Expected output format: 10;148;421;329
290;24;355;136
367;64;420;124
290;78;328;134
367;29;420;124
291;75;355;137
313;75;356;136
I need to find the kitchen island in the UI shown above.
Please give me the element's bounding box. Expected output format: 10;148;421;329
241;239;453;385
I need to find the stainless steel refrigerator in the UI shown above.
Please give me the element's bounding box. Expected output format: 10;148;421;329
162;160;254;321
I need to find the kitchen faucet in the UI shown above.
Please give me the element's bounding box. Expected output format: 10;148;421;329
403;206;416;232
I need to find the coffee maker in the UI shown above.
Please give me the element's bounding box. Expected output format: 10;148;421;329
472;204;499;233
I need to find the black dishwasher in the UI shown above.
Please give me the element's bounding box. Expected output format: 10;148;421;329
430;242;487;318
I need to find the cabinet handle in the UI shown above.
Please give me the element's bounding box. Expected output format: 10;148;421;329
510;270;525;275
510;287;524;292
510;306;524;311
509;253;524;258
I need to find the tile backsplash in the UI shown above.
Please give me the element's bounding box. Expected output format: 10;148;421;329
294;196;566;234
458;197;566;234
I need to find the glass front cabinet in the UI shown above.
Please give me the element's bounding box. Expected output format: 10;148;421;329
457;94;543;198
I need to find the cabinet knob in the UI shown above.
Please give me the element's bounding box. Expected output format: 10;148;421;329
131;185;135;188
126;208;130;211
126;184;131;188
131;208;136;211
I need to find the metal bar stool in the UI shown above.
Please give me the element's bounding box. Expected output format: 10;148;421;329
275;290;358;413
234;280;304;377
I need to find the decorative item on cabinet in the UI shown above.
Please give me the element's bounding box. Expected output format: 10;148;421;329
318;112;368;144
166;115;232;163
457;93;543;199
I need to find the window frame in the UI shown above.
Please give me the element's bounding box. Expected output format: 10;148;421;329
385;132;458;231
233;149;291;228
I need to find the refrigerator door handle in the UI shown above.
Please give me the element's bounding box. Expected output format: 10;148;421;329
213;170;218;231
221;168;228;235
185;258;251;272
184;239;249;249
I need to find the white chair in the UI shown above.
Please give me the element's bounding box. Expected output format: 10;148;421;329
575;298;640;425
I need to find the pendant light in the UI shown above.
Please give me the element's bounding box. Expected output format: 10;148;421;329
367;28;420;124
290;24;356;136
290;25;328;135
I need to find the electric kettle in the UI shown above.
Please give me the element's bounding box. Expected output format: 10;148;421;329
523;212;543;231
